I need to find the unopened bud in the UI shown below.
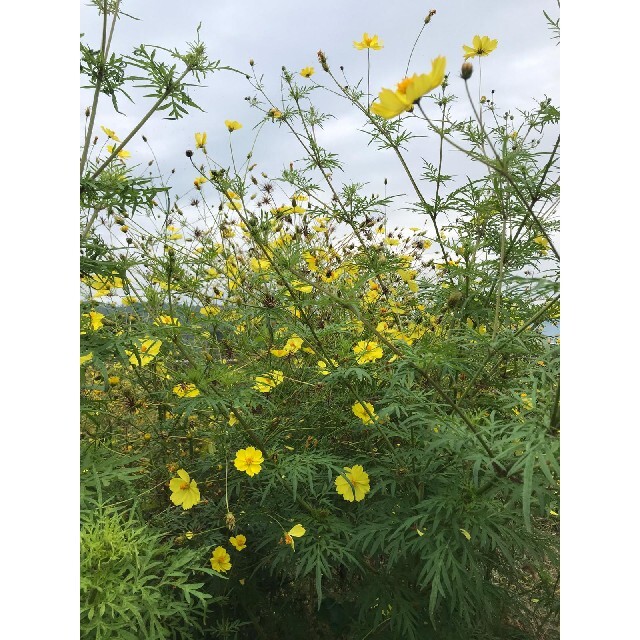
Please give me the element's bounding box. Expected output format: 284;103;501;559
317;50;329;72
186;149;193;157
249;58;255;66
142;135;148;142
425;9;436;24
85;107;90;117
461;62;473;80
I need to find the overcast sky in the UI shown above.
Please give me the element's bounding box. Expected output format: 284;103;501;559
80;0;560;232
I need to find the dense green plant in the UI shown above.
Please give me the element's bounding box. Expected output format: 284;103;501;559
81;2;559;638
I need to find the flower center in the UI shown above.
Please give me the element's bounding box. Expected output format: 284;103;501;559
396;77;414;95
179;482;189;490
245;455;254;465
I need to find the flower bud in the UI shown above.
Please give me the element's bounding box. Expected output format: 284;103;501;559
425;9;436;24
85;107;90;117
249;58;255;66
186;149;193;157
461;62;473;80
317;50;329;72
142;135;148;142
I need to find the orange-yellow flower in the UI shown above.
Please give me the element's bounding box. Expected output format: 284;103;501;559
370;56;446;119
234;446;264;476
300;67;315;78
462;35;498;60
352;401;377;425
169;469;201;510
353;341;383;364
283;524;306;551
106;144;131;160
126;337;162;367
172;382;200;398
210;546;232;572
270;336;303;358
224;120;242;132
353;33;383;50
335;465;370;502
253;370;284;393
194;132;207;149
101;125;120;141
229;534;247;551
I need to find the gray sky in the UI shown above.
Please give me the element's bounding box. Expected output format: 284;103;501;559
80;0;560;231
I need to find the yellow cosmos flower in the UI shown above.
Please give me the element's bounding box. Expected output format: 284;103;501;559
268;108;283;119
270;336;303;358
194;176;208;188
172;382;200;398
302;251;318;272
126;337;162;367
210;546;232;573
462;35;498;60
284;524;306;551
300;66;315;78
228;412;238;426
353;33;383;50
352;401;377;425
224;120;242;132
533;235;550;254
250;257;271;272
154;314;181;327
371;56;446;119
80;352;93;365
317;360;334;376
106;144;131;160
234;446;265;476
353;340;383;364
253;370;284;393
101;125;120;141
200;305;220;317
169;469;201;510
291;280;313;293
335;465;371;502
229;534;247;551
84;310;105;331
194;132;207;149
